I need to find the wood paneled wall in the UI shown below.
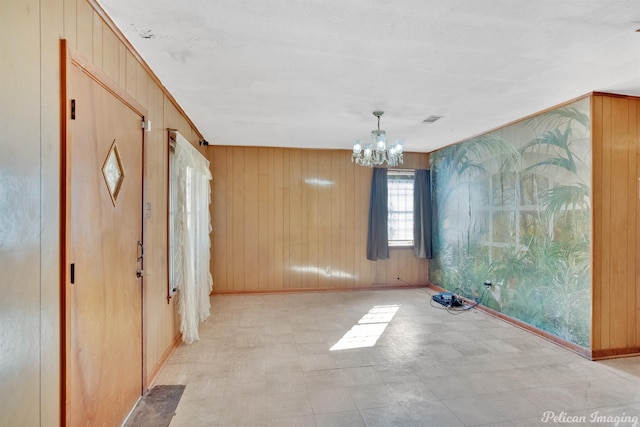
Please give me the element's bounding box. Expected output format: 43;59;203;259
1;0;202;425
209;147;430;292
591;93;640;357
0;1;57;426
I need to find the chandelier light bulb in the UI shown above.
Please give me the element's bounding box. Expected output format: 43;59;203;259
363;144;373;159
395;139;403;154
375;132;387;152
353;140;362;154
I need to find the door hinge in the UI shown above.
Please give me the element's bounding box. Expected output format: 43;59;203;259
71;99;76;120
70;263;75;284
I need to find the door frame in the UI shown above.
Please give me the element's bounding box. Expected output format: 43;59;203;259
60;39;148;425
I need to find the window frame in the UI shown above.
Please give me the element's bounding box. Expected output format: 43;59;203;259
168;137;178;298
387;168;415;248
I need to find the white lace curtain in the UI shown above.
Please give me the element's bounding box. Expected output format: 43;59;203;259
170;131;212;344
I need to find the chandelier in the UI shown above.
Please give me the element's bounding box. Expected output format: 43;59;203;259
352;111;404;167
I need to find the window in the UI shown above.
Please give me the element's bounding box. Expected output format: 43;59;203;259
168;131;213;344
169;141;178;295
387;169;414;246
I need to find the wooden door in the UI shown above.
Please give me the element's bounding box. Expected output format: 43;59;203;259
64;46;145;426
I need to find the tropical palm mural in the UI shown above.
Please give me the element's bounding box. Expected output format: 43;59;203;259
429;98;591;347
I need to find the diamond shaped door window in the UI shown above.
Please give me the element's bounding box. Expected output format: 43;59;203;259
102;140;125;206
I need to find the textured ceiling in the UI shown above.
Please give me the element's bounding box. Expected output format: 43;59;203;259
97;0;640;153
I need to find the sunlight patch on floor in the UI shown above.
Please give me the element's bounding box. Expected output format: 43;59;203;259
330;304;400;351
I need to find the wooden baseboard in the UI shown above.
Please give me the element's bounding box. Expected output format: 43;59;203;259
590;347;640;360
211;283;430;295
145;332;182;389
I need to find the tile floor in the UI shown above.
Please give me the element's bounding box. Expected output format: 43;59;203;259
156;288;640;427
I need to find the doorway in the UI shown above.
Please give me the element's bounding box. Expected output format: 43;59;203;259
62;41;146;426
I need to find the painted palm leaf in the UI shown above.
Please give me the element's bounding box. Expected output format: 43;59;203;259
524;105;590;135
540;183;590;217
521;128;579;174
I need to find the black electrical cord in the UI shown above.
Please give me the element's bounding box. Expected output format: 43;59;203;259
424;286;489;315
446;288;486;315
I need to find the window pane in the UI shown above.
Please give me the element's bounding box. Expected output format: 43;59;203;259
388;171;414;244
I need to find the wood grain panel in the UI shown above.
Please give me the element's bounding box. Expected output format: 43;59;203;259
289;149;303;288
591;95;603;349
64;0;78;45
91;10;102;69
273;148;285;289
600;95;612;349
317;151;333;288
125;50;137;99
244;148;260;289
258;149;270;290
232;147;246;291
634;107;640;347
0;1;45;426
211;146;227;289
101;28;119;82
211;147;430;292
609;97;628;347
345;156;356;286
41;2;65;422
136;66;149;108
330;152;343;287
300;151;310;289
267;149;277;290
628;101;638;347
307;151;320;288
282;149;292;289
226;146;236;289
591;93;640;353
76;0;92;58
118;43;127;88
143;84;179;385
356;159;372;284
